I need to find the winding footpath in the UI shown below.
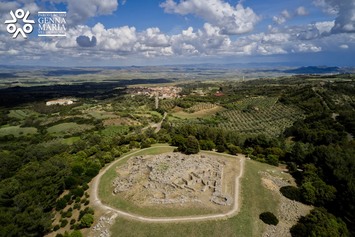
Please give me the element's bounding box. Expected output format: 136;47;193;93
90;146;245;223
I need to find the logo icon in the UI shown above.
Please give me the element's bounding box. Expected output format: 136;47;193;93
5;9;35;39
38;12;67;37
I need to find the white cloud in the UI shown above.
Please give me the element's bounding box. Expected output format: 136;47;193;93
66;0;119;25
296;6;308;16
160;0;259;35
315;21;335;34
314;0;355;33
139;28;170;47
313;0;338;15
273;7;308;25
295;43;322;52
340;44;349;49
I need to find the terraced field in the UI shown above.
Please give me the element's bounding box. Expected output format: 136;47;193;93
218;103;304;137
231;97;278;110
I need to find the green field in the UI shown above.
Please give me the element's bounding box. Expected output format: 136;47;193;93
172;106;224;119
0;126;37;137
109;159;281;237
47;122;94;136
100;125;130;137
61;136;81;145
8;110;28;119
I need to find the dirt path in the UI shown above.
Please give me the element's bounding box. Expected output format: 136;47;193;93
141;112;167;133
89;146;245;223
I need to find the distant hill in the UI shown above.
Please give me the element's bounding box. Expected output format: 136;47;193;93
283;66;340;74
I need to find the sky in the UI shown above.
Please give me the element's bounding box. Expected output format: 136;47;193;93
0;0;354;67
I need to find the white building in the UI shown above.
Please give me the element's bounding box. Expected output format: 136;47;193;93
46;99;74;106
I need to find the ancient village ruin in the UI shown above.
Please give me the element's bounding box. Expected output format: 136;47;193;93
112;153;235;207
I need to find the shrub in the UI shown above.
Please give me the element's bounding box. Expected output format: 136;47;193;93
60;219;68;228
280;186;302;201
79;214;94;228
71;187;84;198
53;225;60;231
82;183;89;191
56;198;67;211
216;145;226;153
74;203;81;210
70;230;83;237
70;219;76;225
259;212;279;225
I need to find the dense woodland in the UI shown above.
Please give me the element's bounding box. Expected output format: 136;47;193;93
0;75;354;236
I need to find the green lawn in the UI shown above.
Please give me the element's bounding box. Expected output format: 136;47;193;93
0;126;37;137
100;125;129;137
109;159;281;237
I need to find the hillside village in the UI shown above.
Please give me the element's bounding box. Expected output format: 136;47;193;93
127;86;182;99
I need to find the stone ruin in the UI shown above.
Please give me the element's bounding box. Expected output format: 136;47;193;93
112;153;232;206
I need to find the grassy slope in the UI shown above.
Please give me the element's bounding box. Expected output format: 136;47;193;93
172;106;224;119
0;125;37;137
109;159;280;237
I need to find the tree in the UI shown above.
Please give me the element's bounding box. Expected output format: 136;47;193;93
259;212;279;225
266;154;279;166
300;182;317;204
227;144;242;155
185;135;200;154
69;230;83;237
290;208;348;237
79;214;94;228
199;140;215;151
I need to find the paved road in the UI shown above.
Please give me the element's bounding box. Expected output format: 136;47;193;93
90;146;245;223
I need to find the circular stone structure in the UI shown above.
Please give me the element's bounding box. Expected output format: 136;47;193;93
111;152;238;213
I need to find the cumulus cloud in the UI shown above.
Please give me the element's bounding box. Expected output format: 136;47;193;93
32;0;118;25
66;0;118;25
295;43;322;52
314;0;355;33
273;10;291;24
273;7;308;25
1;0;353;66
76;35;97;47
160;0;259;35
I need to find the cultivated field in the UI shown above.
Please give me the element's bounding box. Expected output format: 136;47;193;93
47;122;94;137
172;105;224;119
0;125;37;137
219;98;304;136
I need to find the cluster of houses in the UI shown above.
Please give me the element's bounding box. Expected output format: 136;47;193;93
127;86;182;99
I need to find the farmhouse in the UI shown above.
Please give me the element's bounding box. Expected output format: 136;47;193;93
46;99;74;106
